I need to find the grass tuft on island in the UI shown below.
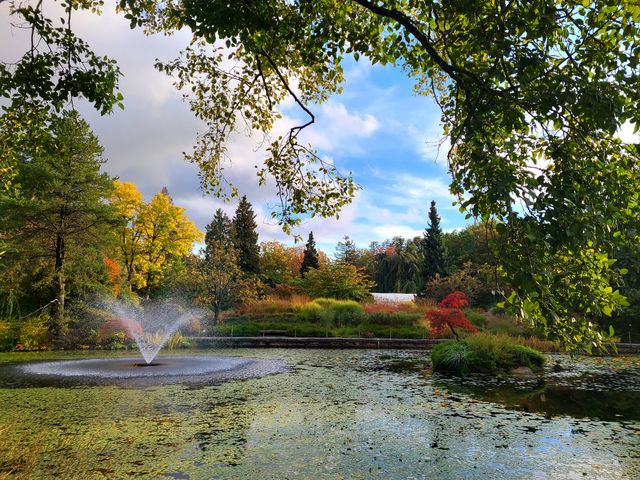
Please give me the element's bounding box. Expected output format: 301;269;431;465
431;333;546;376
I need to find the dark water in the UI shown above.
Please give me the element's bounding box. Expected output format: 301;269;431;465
0;349;638;479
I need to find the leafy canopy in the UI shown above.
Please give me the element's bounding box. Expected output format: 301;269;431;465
4;0;640;349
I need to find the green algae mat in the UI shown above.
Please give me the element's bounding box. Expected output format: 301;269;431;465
0;349;638;479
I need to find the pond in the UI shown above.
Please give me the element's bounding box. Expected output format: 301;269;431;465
0;349;638;479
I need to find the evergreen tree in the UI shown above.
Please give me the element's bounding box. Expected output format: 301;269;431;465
198;244;241;324
335;235;359;265
0;112;116;340
205;208;232;260
160;186;173;203
421;200;448;285
300;232;320;277
232;196;260;274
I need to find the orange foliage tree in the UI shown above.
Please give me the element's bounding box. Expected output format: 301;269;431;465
426;291;477;340
103;256;122;296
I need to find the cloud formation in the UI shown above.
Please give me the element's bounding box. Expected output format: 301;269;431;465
1;1;467;255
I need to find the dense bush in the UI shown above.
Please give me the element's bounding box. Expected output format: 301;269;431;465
465;310;487;328
426;292;477;339
17;314;50;350
0;320;16;351
328;300;366;326
296;298;365;326
364;311;422;326
297;262;374;300
297;301;333;323
210;320;428;339
425;262;501;308
485;314;523;336
235;295;310;317
431;341;474;375
431;333;546;375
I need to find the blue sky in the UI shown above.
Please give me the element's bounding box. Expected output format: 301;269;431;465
1;1;470;255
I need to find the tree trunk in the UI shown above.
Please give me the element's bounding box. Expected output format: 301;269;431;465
448;322;460;341
53;232;65;342
214;301;220;325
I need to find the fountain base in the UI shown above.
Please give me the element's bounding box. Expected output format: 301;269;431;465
7;355;287;387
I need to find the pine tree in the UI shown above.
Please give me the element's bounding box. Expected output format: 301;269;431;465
160;186;173;203
421;200;448;285
0;112;116;339
300;231;320;277
205;208;232;259
232;196;260;274
335;235;359;265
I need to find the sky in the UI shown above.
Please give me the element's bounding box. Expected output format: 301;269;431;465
1;2;481;255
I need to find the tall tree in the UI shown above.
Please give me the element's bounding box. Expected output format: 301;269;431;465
205;208;232;259
197;244;241;325
421;201;448;285
0;112;115;339
259;241;302;286
136;190;203;293
299;262;375;300
335;236;359;265
232;196;260;274
300;232;320;277
111;183;203;294
111;180;144;289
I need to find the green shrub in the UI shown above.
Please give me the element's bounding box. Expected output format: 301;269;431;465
465;310;487;328
331;300;365;326
166;332;187;350
432;333;546;375
364;311;422;326
464;332;513;372
311;298;338;309
0;320;17;351
297;263;374;300
510;345;546;369
485;315;522;336
296;299;365;326
431;341;474;375
18;314;50;350
296;302;333;323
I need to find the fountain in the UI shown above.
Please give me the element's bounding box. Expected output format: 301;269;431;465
7;298;287;386
109;299;198;364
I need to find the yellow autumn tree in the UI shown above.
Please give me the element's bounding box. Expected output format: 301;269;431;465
134;190;203;292
110;182;203;293
111;180;144;288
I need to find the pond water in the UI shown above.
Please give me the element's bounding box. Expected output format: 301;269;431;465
0;349;638;479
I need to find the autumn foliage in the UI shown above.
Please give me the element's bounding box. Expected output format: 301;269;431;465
426;291;477;339
103;256;122;296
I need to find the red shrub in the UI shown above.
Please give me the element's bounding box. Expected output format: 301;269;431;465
96;315;133;345
438;291;468;309
426;291;477;339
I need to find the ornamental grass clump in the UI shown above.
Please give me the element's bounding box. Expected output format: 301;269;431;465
431;332;546;375
430;341;475;376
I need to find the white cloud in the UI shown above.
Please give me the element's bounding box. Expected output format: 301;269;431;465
296;101;380;154
0;1;467;251
372;225;424;239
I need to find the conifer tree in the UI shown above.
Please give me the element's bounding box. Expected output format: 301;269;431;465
0;112;116;339
232;196;260;274
205;208;232;260
335;235;359;265
300;232;320;277
421;200;448;284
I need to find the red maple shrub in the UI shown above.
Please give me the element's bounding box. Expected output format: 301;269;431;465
426;291;477;340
